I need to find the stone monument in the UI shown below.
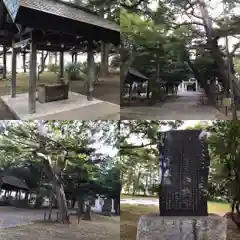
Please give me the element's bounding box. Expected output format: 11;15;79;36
101;198;113;216
136;130;227;240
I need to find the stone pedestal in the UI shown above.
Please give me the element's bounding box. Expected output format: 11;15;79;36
136;214;227;240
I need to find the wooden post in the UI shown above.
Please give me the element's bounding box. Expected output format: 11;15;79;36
29;34;37;114
60;51;64;78
71;53;74;63
3;189;7;200
15;190;18;199
11;41;17;98
3;46;6;79
87;43;95;101
23;53;26;73
75;53;77;63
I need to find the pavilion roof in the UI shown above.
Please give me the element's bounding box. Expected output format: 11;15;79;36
0;175;30;190
17;0;119;32
1;0;120;48
128;67;148;80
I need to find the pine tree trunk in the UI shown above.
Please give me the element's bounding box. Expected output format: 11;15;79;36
100;43;109;77
114;197;120;215
37;152;70;224
82;203;91;221
52;175;70;223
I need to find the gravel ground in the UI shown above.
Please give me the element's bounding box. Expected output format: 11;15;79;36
0;207;120;240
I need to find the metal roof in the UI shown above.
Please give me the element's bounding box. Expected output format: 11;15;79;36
128;67;148;80
0;175;30;190
18;0;119;32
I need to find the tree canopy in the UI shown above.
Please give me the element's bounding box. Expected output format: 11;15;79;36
120;0;240;111
0;120;120;221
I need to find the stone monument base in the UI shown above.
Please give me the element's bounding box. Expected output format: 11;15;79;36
136;213;227;240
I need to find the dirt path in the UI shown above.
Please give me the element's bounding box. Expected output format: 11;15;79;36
121;91;229;120
0;207;58;228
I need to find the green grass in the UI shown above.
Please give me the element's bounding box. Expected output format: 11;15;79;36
120;194;232;239
208;201;231;213
121;194;231;212
0;72;61;95
121;194;157;199
121;202;230;214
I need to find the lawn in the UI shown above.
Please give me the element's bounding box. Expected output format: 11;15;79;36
120;203;240;240
121;194;157;199
0;72;61;95
0;214;120;240
121;194;231;212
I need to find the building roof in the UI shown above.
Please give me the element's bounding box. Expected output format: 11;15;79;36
14;0;119;32
0;175;30;190
128;67;148;80
1;0;120;47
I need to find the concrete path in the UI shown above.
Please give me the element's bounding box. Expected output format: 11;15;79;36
0;207;57;229
1;92;120;120
38;102;120;120
121;91;229;120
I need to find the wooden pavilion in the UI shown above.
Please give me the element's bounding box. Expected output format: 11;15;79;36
0;174;30;206
125;67;148;85
0;0;120;114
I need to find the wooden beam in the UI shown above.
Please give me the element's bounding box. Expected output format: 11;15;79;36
15;27;32;38
28;35;37;114
11;41;16;98
75;52;78;63
13;38;31;49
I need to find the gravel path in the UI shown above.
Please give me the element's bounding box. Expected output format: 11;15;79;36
121;91;229;120
0;207;57;229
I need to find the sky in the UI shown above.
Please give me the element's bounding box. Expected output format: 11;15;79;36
92;141;117;158
162;120;207;131
128;120;209;146
97;120;209;157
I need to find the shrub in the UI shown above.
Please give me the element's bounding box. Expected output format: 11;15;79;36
47;64;59;74
78;62;101;77
65;62;82;80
